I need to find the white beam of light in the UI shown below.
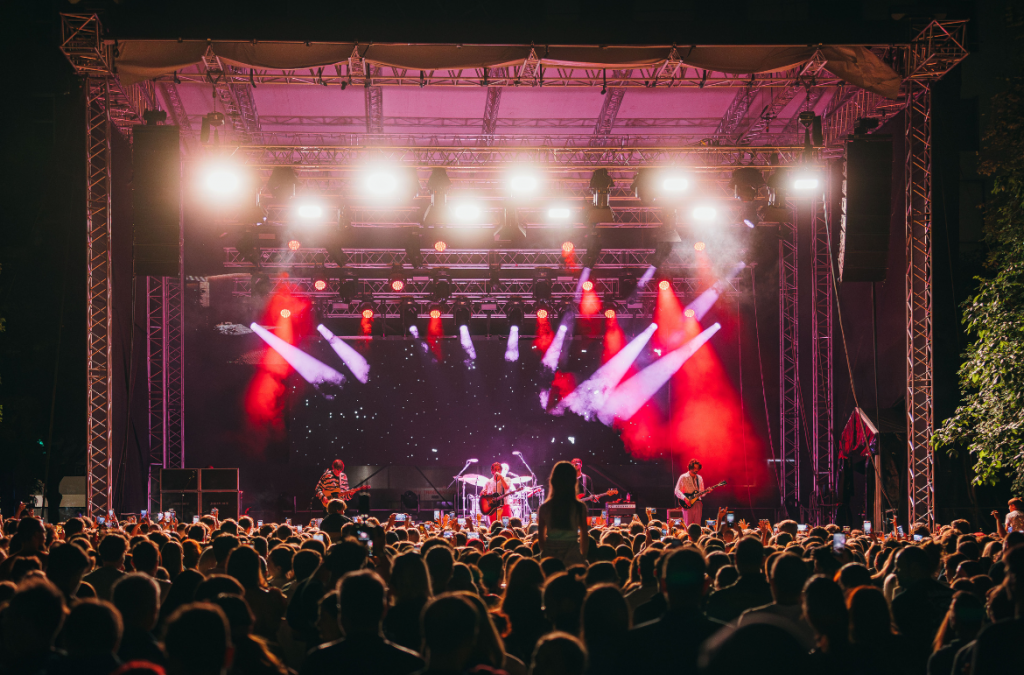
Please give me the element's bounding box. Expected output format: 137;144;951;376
252;323;346;391
574;268;591;303
686;262;746;321
555;322;659;419
638;265;657;288
505;325;520;362
542;323;569;371
459;325;477;360
316;324;370;383
408;325;420;339
597;323;721;425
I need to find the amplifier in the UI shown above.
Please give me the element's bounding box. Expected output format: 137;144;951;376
160;491;199;521
201;492;239;521
201;468;239;491
161;469;198;492
666;508;685;522
607;503;636;519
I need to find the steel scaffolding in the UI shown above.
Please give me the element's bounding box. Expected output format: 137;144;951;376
147;275;185;513
810;198;835;524
779;218;800;514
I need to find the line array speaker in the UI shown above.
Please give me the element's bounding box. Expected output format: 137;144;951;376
839;136;893;282
132;124;181;277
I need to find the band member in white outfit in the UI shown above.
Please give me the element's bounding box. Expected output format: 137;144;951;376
674;459;705;527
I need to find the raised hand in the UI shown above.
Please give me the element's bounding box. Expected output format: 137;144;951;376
738;518;749;530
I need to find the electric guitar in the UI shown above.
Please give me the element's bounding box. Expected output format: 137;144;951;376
320;484;370;508
580;489;619;504
678;480;726;509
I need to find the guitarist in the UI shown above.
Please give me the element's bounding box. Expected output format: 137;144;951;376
570;458;593;500
314;459;350;513
483;462;513;525
673;459;706;527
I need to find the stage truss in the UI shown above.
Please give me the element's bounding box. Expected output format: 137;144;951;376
60;13;967;523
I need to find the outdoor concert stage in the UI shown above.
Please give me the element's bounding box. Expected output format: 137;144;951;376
57;13;967;526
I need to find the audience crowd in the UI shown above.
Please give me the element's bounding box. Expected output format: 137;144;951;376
0;468;1021;675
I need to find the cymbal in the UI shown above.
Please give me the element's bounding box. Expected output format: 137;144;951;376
508;476;533;485
457;473;489;487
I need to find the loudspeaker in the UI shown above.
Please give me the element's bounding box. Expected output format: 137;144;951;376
160;469;198;491
160;491;198;521
201;492;240;521
200;468;239;491
132;124;181;277
840;137;893;282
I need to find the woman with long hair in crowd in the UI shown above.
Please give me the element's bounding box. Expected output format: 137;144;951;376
537;461;589;566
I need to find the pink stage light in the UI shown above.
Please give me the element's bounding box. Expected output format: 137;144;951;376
658;279;671;291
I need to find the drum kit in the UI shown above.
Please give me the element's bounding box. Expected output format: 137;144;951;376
455;469;544;521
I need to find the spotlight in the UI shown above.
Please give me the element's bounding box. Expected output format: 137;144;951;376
548;206;572;220
357;301;375;319
429;304;443;319
250;272;271;297
562;241;575;254
339;274;358;301
729;167;765;202
792;174;821;191
533;274;552;300
311;267;329;292
287;239;302;251
431;272;452;300
694;242;706;252
692;206;717;222
658;279;672;291
400;299;419;330
404;231;424;269
684;308;696;318
453;298;472;326
204;167;242;194
506;299;525;327
618;274;638;300
582;280;594;292
366;171;398;195
426;168;453;194
267;167;300;199
587;169;615;223
280;308;291;318
509;173;539;194
662;175;689;192
389;265;407;292
452;203;482;222
604;308;616;319
767;169;791;207
434;239;447;252
535;305;550;320
296;202;324;219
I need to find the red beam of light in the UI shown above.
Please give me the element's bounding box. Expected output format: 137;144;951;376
544;371;577;413
534;316;554;352
361;316;374;336
561;248;579;271
669;316;771;500
602;315;626;362
428;316;444;361
580;288;601;316
245;282;309;426
654;282;687;352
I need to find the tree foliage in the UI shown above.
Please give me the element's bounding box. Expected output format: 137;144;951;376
934;11;1024;493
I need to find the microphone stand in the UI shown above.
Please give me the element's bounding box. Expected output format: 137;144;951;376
515;453;539;521
448;460;475;517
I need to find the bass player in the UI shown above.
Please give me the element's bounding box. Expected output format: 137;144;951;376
674;459;708;527
482;462;513;525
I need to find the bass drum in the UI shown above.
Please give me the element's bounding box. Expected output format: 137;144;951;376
465;495;480;519
527;487;545;511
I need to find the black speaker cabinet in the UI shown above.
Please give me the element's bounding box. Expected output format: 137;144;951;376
840;136;893;282
160;491;198;521
160;469;198;491
201;492;240;521
132;124;181;277
200;468;239;491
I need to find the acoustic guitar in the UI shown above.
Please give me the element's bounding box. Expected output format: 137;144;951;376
678;480;726;509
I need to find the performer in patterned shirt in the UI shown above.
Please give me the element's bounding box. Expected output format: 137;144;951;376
315;459;350;511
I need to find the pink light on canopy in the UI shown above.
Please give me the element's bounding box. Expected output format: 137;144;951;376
250;322;346;396
597;322;721;425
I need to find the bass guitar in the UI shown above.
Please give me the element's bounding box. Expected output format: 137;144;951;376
320;484;370;509
580;489;619;504
678;480;726;509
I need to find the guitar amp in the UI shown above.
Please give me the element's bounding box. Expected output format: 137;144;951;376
607;503;636;519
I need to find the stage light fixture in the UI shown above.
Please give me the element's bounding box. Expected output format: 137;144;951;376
280;308;291;318
311;267;330;292
604;308;616;319
692;206;717;222
535;302;551;320
431;272;452;300
548;206;572;220
426;168;453;194
389;265;407;292
694;242;706;252
792;174;821;191
429;304;443;319
662;175;689;192
509;173;539;194
562;241;575;254
506;299;525;327
452;203;482;222
582;279;594;292
658;279;672;291
296;202;324;219
533;275;553;300
366;170;398;195
250;272;271;297
684;308;696;318
729;167;765;202
587;169;615;224
287;239;302;251
204;166;242;195
767;168;790;207
199;111;225;144
338;274;359;301
400;299;420;330
434;239;447;252
453;298;472;326
618;274;638;300
358;301;375;319
404;232;424;269
267;167;300;199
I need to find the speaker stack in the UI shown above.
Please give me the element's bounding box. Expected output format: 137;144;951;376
160;469;239;521
839;136;894;282
132;124;181;277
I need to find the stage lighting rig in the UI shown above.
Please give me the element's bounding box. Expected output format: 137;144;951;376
267;167;300;199
618;274;638;300
204;165;243;195
767;168;791;207
506;299;525;327
533;301;552;320
199;112;225;144
405;231;424;268
582;230;602;269
388;265;407;292
430;271;453;300
691;205;718;223
428;303;444;319
452;298;472;326
400;298;420;330
357;300;376;320
547;206;573;222
496;208;527;244
586;169;615;224
250;272;271;297
509;172;539;196
603;299;623;319
423;168;453;226
338;273;358;301
311;267;330;293
729;168;765;202
533;273;553;300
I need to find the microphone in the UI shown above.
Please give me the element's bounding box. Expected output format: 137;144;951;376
468;459;479;463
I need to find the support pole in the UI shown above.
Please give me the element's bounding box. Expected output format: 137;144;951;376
779;218;800;515
810;196;835;525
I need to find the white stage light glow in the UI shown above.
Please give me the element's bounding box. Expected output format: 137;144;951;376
597;323;721;425
296;204;323;219
692;206;717;222
316;324;370;383
663;176;689;192
510;174;538;193
793;177;820;190
453;204;482;221
574;268;592;303
542;323;569;371
505;325;520;363
408;325;420;339
366;171;398;195
251;323;345;395
459;325;477;360
548;207;572;219
205;168;241;194
685;262;747;321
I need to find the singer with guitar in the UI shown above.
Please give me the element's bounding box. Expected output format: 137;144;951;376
674;459;722;527
481;462;513;525
314;459;370;513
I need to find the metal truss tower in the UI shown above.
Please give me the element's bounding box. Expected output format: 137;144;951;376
810;198;835;524
147;275;184;513
779;218;800;515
